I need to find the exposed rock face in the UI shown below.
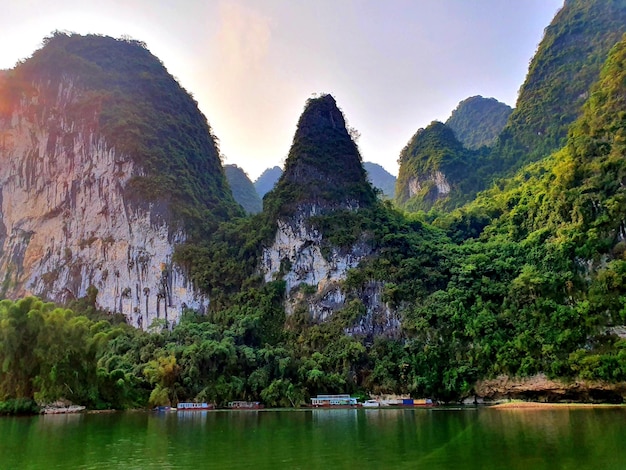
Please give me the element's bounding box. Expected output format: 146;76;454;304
406;171;450;199
344;281;400;337
0;78;203;328
261;204;372;318
475;374;626;403
261;205;398;335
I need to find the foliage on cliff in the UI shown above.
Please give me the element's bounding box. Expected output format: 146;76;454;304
445;96;512;150
256;161;396;201
414;34;626;398
175;95;386;311
224;164;262;214
0;32;241;238
362;36;626;397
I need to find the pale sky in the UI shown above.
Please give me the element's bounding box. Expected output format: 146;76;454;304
0;0;563;179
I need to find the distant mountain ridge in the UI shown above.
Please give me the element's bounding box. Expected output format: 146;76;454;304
254;166;282;198
363;162;396;199
225;164;262;214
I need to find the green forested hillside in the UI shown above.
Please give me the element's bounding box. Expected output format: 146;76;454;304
445;96;512;150
425;34;626;390
224;164;262;214
494;0;626;170
263;94;377;217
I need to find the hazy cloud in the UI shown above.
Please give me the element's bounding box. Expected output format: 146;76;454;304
215;1;272;76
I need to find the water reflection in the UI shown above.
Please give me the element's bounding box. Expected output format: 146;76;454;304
1;407;625;469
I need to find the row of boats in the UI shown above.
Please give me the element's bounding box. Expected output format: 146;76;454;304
159;396;435;411
156;401;263;411
311;395;435;408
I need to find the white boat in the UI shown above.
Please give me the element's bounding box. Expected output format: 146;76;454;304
363;399;381;408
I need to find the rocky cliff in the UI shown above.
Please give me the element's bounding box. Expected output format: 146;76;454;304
0;33;239;327
260;95;391;332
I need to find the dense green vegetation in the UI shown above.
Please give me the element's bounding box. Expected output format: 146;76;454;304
224;164;262;214
255;162;396;201
176;35;626;404
494;0;626;170
445;96;512;150
421;34;626;394
1;32;241;239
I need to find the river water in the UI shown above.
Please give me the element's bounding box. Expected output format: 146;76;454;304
1;407;625;469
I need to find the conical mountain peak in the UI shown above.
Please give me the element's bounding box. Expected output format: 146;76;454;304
293;94;347;138
265;94;376;216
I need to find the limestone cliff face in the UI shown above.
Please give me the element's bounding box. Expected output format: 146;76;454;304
261;204;371;317
406;171;451;200
260;211;399;335
260;95;395;335
0;77;204;328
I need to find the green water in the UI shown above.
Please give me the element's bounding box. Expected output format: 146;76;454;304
1;407;625;469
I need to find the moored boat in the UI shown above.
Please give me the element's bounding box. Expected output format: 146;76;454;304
363;399;380;408
153;406;172;412
310;394;359;407
411;398;435;406
176;402;215;411
228;401;263;409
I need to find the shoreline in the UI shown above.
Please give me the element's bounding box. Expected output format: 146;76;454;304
3;402;626;416
488;401;626;409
